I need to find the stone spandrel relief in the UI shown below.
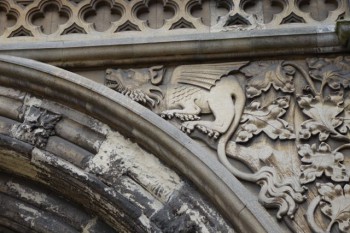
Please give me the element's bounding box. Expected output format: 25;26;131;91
105;56;350;233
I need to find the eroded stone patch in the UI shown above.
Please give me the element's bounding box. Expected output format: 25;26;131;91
87;130;183;203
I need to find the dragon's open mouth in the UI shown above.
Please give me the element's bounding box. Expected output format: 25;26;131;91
105;79;123;91
106;82;155;107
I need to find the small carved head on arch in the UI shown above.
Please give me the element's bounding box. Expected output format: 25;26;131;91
105;66;165;107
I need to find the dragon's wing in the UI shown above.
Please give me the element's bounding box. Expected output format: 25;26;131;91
172;61;249;90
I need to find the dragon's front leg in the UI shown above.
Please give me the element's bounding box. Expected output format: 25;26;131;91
160;102;201;121
181;121;221;139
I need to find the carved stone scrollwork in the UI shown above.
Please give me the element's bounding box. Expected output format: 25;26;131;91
105;55;350;232
11;106;61;149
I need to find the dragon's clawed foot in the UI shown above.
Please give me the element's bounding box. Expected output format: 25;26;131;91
181;122;195;134
161;111;201;122
181;122;221;139
160;111;175;119
175;113;200;121
196;125;220;139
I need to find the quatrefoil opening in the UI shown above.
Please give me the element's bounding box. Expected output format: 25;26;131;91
298;0;338;21
29;1;71;35
135;0;176;29
82;0;123;32
241;0;285;23
0;3;18;36
189;0;231;26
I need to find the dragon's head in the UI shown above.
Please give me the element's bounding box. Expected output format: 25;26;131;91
105;66;164;108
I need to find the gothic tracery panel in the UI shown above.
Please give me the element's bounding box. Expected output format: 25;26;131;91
0;0;347;40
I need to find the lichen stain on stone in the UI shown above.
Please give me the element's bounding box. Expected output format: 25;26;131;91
176;203;211;233
93;139;103;152
23;95;43;108
87;130;183;203
6;180;48;204
82;217;98;233
138;214;152;231
17;203;41;227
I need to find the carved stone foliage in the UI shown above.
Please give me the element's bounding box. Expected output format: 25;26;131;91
0;0;347;40
105;55;350;232
11;106;61;148
236;96;296;142
298;143;348;184
307;183;350;233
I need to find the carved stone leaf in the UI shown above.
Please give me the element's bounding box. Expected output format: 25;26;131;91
317;183;350;233
297;143;349;184
338;94;350;134
297;94;343;141
307;56;350;89
236;96;295;142
241;61;295;98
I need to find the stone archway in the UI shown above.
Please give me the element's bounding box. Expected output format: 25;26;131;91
0;55;280;233
0;0;349;232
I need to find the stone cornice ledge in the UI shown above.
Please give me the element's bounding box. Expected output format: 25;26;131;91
0;25;347;68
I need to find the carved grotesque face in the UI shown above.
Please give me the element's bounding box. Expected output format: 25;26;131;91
105;66;164;108
105;68;148;90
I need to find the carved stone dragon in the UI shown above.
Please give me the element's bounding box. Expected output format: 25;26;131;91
105;62;306;220
105;62;247;139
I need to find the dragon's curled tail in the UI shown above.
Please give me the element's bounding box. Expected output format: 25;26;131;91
217;85;307;219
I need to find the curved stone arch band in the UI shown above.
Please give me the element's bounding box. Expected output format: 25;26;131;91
0;55;281;233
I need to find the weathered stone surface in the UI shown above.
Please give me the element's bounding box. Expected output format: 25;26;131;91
55;118;105;154
0;1;349;228
46;136;93;167
0;173;115;233
151;183;235;233
86;129;234;232
0;81;236;232
104;56;350;233
11;106;61;149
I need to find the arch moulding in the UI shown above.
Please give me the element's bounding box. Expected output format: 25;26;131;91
0;0;350;232
0;55;280;233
